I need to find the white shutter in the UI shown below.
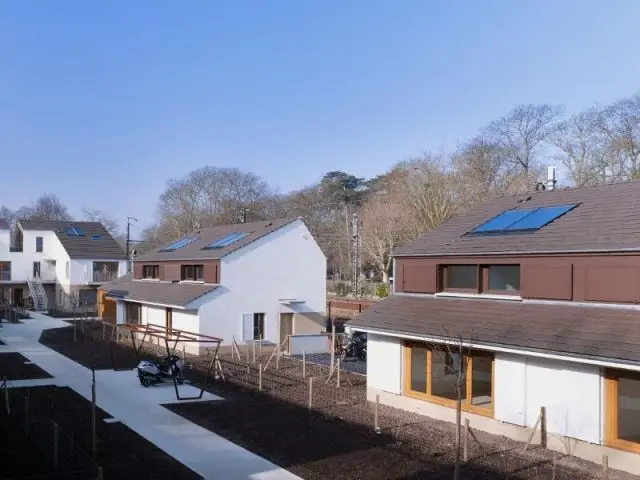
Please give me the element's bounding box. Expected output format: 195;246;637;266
242;314;254;342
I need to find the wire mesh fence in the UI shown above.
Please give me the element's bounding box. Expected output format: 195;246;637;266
53;318;616;480
1;386;100;480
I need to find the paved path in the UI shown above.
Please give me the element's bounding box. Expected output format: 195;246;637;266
0;314;302;480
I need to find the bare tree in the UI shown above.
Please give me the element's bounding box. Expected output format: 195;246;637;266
360;187;411;283
595;95;640;182
82;208;120;236
28;194;72;221
550;109;604;186
398;155;459;238
484;104;564;174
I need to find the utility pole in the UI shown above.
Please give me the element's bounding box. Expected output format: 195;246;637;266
240;208;248;224
126;217;137;273
351;212;361;298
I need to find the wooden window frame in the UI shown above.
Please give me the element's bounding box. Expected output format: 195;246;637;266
142;265;160;279
481;265;520;295
605;369;640;453
181;264;204;282
441;265;480;293
403;341;495;418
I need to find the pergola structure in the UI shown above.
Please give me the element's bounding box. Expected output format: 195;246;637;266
122;322;223;401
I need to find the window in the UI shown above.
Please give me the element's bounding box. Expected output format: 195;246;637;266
65;261;70;279
33;262;41;278
606;370;640;452
485;265;520;292
181;264;204;281
79;289;97;306
35;236;43;252
404;341;494;416
92;235;102;240
442;265;478;291
126;302;141;324
441;264;521;295
204;232;248;249
253;313;265;340
142;265;160;279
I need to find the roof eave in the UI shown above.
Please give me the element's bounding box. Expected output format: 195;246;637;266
349;324;640;370
393;247;640;258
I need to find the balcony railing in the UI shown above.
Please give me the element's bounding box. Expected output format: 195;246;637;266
0;271;10;281
92;271;119;283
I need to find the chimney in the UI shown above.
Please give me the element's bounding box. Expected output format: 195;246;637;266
546;165;557;191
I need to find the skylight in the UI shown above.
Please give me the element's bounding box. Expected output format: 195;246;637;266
92;235;102;240
158;236;199;252
66;227;85;236
470;204;579;234
204;232;248;249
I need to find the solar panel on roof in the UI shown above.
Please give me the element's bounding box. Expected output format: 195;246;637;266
471;209;536;233
204;232;248;249
65;227;85;236
470;203;579;235
505;204;578;231
158;236;199;252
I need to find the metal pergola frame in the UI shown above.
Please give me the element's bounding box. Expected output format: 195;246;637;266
122;322;223;401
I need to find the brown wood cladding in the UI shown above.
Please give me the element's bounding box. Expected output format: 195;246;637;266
133;259;220;283
396;254;640;303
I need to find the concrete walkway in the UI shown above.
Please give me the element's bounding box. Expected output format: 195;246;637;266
0;314;302;480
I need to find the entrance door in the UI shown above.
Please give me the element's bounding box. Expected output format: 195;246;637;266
12;288;23;307
33;262;41;278
166;307;173;335
280;313;294;346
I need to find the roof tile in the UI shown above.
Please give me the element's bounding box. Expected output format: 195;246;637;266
350;294;640;365
394;180;640;256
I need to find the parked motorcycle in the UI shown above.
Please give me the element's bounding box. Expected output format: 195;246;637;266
341;331;367;361
137;355;184;387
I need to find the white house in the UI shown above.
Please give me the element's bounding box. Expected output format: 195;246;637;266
350;179;640;475
100;217;327;353
0;219;127;311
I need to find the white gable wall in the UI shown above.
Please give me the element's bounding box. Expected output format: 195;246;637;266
196;219;326;345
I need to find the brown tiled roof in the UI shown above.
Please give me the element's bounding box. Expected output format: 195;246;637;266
100;274;218;307
0;219;9;230
136;217;300;261
19;220;126;259
395;180;640;256
350;294;640;365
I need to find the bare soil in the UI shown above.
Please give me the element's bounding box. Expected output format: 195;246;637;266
2;385;202;480
40;320;638;480
0;352;53;380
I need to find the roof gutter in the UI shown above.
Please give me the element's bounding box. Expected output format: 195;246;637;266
350;325;640;372
393;247;640;258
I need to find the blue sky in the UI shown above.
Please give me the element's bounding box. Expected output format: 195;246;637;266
2;1;640;229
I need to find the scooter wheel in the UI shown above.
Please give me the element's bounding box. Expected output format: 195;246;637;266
139;376;152;387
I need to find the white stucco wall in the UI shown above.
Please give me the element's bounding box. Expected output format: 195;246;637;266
494;353;602;445
367;334;402;394
195;219;326;345
3;229;65;284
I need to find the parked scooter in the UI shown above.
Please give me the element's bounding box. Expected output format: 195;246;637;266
137;355;184;387
341;331;367;361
